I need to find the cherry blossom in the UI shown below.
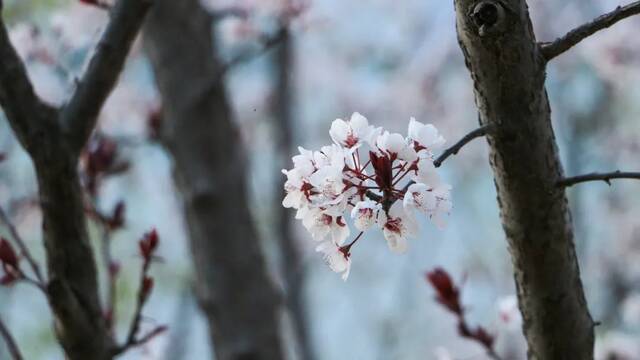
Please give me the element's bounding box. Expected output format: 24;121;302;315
382;201;417;253
315;241;351;281
300;208;350;245
351;200;386;231
282;114;452;279
329;112;379;149
376;131;417;163
408;117;446;158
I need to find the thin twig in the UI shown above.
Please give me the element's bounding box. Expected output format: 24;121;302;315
0;316;23;360
557;171;640;187
113;239;160;356
541;1;640;61
100;219;117;332
433;124;493;168
0;205;44;284
397;124;493;194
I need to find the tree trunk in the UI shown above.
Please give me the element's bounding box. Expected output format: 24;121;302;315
143;1;285;359
453;0;595;358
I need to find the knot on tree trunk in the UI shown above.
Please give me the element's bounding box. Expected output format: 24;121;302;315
468;1;507;36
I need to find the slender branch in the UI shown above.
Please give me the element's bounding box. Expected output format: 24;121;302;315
433;124;493;168
219;27;288;76
395;124;493;195
0;205;44;284
541;1;640;61
0;8;54;151
113;230;161;356
62;0;152;153
0;317;23;360
99;216;117;332
558;171;640;187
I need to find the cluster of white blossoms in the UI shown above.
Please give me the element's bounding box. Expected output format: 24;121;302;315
282;113;452;280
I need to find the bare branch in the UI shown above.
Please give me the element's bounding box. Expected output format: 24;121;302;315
220;27;288;75
433;124;493;168
558;171;640;187
0;316;23;360
0;205;44;284
62;0;152;153
0;10;54;151
541;1;640;61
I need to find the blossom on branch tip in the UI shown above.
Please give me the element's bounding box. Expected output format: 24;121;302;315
282;113;452;279
139;229;159;261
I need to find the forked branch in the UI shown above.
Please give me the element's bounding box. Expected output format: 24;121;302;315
541;1;640;61
62;0;152;153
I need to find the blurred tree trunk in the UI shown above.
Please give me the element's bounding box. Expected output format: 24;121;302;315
272;26;315;360
453;0;594;358
142;1;285;359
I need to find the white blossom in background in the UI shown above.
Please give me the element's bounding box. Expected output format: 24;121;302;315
282;113;452;280
494;295;526;360
595;331;640;360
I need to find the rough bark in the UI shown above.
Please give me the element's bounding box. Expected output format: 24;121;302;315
0;0;149;358
143;1;285;359
453;0;595;358
273;27;315;360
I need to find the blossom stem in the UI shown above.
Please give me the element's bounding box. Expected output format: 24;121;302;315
342;231;365;252
392;168;411;186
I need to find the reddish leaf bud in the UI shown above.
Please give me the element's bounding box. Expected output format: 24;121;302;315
139;229;159;260
426;267;462;314
0;153;6;163
108;201;126;230
0;238;18;269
